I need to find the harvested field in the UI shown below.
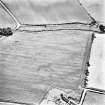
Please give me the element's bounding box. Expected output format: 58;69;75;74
0;30;92;104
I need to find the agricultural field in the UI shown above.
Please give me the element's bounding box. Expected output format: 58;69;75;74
0;0;105;105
